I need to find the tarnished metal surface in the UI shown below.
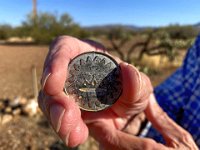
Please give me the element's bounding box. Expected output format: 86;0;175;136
64;52;122;111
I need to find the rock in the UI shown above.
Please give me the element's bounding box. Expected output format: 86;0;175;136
1;114;13;125
2;99;9;107
0;101;5;110
9;97;20;107
12;108;21;116
22;99;38;117
11;96;27;107
5;106;12;113
19;97;28;105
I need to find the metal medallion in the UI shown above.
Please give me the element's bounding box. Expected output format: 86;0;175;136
64;51;122;111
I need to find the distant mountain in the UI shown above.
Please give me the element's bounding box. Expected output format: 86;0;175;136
84;23;200;32
194;22;200;28
194;22;200;26
83;24;145;32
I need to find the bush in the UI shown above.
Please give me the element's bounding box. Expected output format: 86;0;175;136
162;25;198;39
17;12;90;44
0;24;12;40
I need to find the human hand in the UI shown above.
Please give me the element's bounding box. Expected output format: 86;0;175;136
38;36;198;149
88;93;198;150
38;35;152;147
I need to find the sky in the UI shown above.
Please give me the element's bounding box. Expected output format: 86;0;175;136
0;0;200;27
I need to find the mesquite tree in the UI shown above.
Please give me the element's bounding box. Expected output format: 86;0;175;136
107;28;180;63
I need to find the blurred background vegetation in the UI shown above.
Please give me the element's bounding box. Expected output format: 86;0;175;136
0;10;199;75
0;11;198;45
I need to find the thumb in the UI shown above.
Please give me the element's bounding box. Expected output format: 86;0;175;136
144;94;198;149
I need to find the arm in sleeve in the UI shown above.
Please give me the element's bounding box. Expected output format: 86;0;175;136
143;34;200;143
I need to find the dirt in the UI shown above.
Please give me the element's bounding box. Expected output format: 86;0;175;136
0;45;183;150
0;45;48;99
0;115;98;150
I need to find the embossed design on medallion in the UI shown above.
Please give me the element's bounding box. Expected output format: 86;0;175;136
64;52;122;111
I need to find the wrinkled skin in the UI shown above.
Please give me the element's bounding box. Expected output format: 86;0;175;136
38;36;198;150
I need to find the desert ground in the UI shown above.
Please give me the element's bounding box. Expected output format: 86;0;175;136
0;44;185;150
0;45;48;99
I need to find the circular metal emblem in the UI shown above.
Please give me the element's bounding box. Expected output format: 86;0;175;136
64;51;122;111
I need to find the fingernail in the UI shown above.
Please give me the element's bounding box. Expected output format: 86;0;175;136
41;68;51;90
38;90;45;110
50;104;66;132
127;64;142;95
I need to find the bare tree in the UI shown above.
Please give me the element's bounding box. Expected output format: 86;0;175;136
107;28;175;63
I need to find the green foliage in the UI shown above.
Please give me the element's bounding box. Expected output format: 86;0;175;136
106;27;197;63
107;27;133;39
0;24;12;40
137;65;159;76
161;25;198;39
0;13;198;51
17;12;89;44
0;12;90;44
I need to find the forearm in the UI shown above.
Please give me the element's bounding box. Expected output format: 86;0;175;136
144;94;198;149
